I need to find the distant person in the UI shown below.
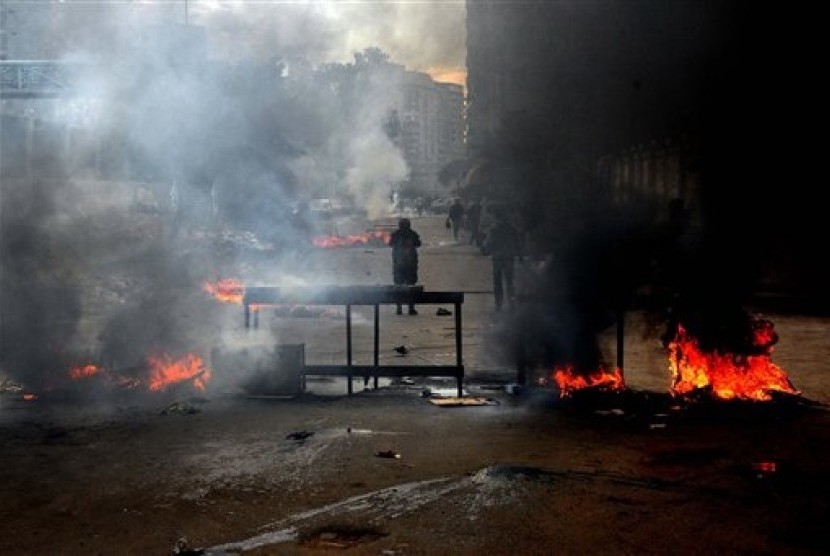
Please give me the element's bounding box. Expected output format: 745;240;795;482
485;207;521;311
389;217;421;315
447;198;465;241
466;199;482;247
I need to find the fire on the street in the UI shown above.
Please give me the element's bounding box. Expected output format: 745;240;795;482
67;354;211;392
667;322;800;401
68;364;102;380
312;230;390;248
147;353;211;392
539;317;799;402
203;278;245;304
550;365;625;398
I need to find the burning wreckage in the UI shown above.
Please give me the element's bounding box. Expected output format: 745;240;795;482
495;208;815;422
0;201;817;421
3;272;812;418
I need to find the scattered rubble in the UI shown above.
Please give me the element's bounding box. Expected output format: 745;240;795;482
299;527;386;550
286;430;314;441
159;401;200;416
171;536;205;555
0;378;24;393
428;397;498;407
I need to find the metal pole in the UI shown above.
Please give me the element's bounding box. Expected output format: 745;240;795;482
616;307;625;379
346;304;353;395
455;301;463;397
373;304;379;389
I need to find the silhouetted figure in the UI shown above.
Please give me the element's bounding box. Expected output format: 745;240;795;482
485;207;521;311
466;199;482;247
447;198;465;241
389;218;421;315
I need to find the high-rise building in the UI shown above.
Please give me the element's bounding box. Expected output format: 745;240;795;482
398;71;465;195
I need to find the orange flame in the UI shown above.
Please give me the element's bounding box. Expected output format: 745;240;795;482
552;364;625;398
22;393;37;401
667;323;799;401
312;230;390;248
147;353;211;392
69;364;102;380
68;363;139;389
203;278;245;303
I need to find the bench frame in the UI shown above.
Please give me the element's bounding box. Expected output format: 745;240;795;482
243;286;465;396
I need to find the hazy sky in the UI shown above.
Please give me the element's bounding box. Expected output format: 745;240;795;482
192;1;467;85
7;1;467;86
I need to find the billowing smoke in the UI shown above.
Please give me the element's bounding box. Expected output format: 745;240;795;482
194;3;466;80
471;1;822;381
0;2;463;398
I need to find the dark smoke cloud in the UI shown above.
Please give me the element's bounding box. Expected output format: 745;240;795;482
473;1;826;380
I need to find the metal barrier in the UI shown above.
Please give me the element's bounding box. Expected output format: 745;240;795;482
243;285;465;396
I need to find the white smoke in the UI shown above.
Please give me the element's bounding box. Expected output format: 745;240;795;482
0;1;463;395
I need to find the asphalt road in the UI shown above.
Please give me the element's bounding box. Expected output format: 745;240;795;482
2;212;830;555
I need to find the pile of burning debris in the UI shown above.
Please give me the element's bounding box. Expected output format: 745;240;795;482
527;315;820;424
311;224;392;248
1;353;212;407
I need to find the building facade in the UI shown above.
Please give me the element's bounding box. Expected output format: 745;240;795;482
464;0;827;300
396;71;464;196
464;0;723;212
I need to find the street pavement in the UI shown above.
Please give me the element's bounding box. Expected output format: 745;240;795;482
251;213;830;405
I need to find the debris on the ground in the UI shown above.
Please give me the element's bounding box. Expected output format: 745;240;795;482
376;450;401;459
429;397;499;407
0;378;24;393
505;383;522;395
299;527;386;549
426;387;471;398
159;401;200;416
393;345;409;355
436;307;452;316
286;430;314;441
172;536;205;555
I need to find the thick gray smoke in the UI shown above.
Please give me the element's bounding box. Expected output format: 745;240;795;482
195;3;466;80
0;2;464;398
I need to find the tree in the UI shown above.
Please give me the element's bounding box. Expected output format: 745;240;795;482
354;47;390;67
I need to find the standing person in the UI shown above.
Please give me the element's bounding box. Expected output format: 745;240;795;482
447;198;465;241
485;206;521;311
466;198;482;247
389;217;421;315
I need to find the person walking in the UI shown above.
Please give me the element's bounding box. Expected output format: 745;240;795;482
484;206;521;311
466;198;482;247
447;198;465;241
389;217;421;315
